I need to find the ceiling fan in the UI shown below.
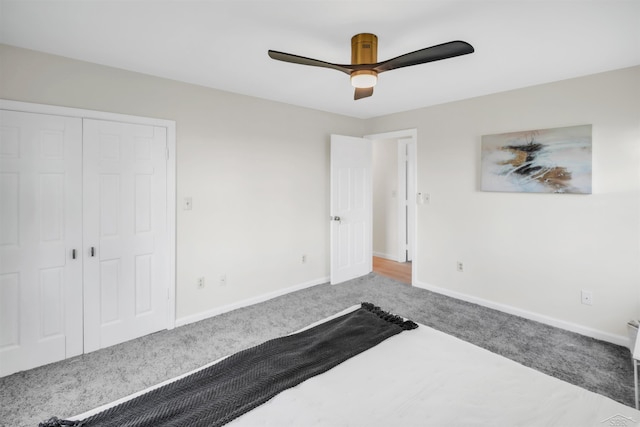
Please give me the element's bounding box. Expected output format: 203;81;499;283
268;33;474;100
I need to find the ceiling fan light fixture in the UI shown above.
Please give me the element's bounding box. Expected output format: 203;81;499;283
351;70;378;88
350;33;378;89
268;32;474;100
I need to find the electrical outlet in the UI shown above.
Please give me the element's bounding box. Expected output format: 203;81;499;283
581;290;593;305
220;274;227;286
456;261;464;272
301;254;307;264
197;277;205;289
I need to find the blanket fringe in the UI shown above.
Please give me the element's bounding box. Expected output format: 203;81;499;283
361;302;418;330
38;417;83;427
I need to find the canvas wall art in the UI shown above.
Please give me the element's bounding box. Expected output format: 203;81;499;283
481;124;592;194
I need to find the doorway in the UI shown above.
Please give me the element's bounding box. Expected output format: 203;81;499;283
329;129;416;286
367;129;417;285
372;256;412;284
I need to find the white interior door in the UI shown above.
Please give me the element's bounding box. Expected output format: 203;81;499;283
397;137;416;263
406;140;416;262
330;134;372;284
83;119;169;352
0;110;83;376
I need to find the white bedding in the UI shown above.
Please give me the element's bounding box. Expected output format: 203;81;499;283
75;306;640;427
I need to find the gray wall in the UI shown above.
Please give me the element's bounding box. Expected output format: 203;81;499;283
365;66;640;341
0;44;364;321
2;43;638;341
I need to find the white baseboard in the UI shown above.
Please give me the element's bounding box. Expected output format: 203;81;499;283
175;276;329;328
372;251;399;262
176;275;630;347
414;279;629;348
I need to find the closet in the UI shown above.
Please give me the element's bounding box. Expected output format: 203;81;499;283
0;104;175;377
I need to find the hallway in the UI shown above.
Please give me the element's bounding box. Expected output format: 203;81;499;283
372;256;411;285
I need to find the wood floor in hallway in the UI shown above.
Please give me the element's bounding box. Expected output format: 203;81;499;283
372;256;412;285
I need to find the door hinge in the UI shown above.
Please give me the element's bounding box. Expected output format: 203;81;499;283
166;147;170;160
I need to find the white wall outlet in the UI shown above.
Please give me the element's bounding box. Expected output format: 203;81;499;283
183;197;193;210
220;274;227;286
581;290;593;305
197;277;205;289
456;261;464;272
301;254;307;264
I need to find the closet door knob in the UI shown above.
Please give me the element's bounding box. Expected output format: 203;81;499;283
90;247;96;257
72;249;77;259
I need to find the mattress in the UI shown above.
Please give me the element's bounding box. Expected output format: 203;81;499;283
73;306;640;427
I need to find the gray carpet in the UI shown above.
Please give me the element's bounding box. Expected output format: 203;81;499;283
1;273;636;427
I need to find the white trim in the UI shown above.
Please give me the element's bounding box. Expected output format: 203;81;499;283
372;251;400;262
175;276;329;328
166;121;177;330
414;279;629;347
364;128;418;141
397;140;407;263
0;99;173;128
405;140;416;263
1;99;177;330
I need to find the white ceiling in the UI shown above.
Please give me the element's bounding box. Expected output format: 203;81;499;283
1;1;639;119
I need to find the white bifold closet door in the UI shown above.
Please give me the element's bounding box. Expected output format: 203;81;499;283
0;111;170;376
0;110;83;376
82;119;169;353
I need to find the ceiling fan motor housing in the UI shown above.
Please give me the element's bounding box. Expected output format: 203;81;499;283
351;33;378;87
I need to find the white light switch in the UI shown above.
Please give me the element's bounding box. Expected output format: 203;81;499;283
417;193;430;204
183;197;193;210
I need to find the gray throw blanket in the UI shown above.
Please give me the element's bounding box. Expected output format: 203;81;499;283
40;302;418;427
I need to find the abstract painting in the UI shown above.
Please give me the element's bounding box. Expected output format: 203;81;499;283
481;124;592;194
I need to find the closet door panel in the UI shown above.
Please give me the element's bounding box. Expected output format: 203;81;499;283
83;119;168;353
0;110;83;377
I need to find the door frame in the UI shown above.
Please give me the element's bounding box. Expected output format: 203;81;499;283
0;99;177;330
397;137;416;263
365;128;417;284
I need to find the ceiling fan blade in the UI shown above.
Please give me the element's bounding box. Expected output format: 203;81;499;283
354;87;374;100
268;50;352;74
374;41;474;73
